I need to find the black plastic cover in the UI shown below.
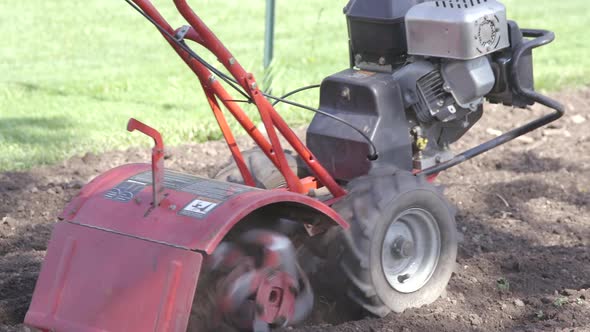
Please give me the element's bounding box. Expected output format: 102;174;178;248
306;69;413;181
345;0;428;67
487;21;535;108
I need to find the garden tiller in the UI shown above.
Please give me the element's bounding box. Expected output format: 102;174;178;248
25;0;564;331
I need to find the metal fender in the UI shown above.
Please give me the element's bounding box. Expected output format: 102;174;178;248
25;221;203;332
25;164;348;332
58;164;348;254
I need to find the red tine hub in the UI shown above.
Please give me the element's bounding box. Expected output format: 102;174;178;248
208;230;313;331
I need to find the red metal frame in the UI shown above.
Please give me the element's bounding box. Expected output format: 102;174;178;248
131;0;346;198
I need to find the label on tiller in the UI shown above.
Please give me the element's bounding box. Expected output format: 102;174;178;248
103;170;259;218
103;180;147;203
178;198;220;219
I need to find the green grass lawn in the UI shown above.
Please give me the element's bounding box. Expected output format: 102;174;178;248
0;0;588;171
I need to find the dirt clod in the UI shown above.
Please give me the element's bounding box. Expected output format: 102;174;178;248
469;313;483;326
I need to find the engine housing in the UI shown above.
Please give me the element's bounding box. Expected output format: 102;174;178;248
307;70;413;181
307;0;536;180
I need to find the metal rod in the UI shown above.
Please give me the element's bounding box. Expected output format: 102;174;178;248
173;0;306;194
264;0;276;69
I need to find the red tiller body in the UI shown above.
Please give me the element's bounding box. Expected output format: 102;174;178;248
25;163;348;332
57;164;348;254
25;221;203;332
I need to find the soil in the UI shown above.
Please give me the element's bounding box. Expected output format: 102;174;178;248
1;88;589;332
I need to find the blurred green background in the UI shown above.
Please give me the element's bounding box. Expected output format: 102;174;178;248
0;0;588;171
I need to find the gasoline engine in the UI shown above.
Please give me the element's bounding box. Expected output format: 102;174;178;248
308;0;537;178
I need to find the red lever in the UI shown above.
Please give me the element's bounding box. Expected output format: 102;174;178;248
127;118;164;151
127;118;165;207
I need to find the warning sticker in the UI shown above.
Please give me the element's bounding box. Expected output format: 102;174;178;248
129;170;259;200
179;198;220;219
104;180;146;203
131;171;202;191
105;170;260;217
181;181;251;200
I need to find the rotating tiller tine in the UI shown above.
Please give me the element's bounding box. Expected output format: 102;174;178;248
239;229;299;277
218;230;313;330
206;242;248;272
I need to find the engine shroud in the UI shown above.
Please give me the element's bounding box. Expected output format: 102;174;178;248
307;70;413;181
345;0;427;70
405;0;510;60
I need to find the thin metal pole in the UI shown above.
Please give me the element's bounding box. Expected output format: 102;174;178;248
264;0;276;69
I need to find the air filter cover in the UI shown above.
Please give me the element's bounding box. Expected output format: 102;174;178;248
405;0;510;60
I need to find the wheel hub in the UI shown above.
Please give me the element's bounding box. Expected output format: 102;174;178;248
391;236;415;258
381;208;441;293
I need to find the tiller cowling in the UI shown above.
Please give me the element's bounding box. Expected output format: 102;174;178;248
25;0;565;331
24;116;347;332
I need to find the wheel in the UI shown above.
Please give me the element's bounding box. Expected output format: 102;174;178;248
330;171;457;316
215;148;305;189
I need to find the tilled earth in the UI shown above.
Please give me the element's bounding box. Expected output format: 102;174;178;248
1;88;589;331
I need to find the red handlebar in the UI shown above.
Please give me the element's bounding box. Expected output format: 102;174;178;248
129;0;346;198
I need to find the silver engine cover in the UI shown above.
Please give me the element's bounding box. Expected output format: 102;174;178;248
405;0;510;60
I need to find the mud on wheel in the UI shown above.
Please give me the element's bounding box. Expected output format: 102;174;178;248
331;171;457;317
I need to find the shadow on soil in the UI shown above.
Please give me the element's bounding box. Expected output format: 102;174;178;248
447;158;589;331
497;150;578;174
453;215;589;331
